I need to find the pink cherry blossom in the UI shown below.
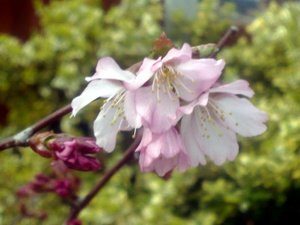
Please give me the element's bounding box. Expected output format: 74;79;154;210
179;80;268;167
127;43;225;133
136;127;190;177
71;57;142;152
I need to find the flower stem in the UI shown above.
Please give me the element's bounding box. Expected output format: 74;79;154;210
66;129;143;222
209;25;239;58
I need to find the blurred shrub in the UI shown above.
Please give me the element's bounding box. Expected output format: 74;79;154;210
2;0;300;225
216;2;300;224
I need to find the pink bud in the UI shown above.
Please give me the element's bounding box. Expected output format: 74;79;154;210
54;179;72;198
49;137;101;171
30;174;54;193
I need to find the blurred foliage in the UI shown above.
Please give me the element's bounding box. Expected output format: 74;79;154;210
166;0;237;45
1;0;300;224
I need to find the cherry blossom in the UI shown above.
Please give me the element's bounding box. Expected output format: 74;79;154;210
136;127;190;176
179;80;268;167
71;57;142;152
126;43;225;133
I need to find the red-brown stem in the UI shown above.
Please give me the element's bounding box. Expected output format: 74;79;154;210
209;25;238;58
66;129;143;222
0;104;72;151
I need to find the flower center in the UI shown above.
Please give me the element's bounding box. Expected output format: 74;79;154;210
100;89;129;131
195;99;239;138
152;65;196;102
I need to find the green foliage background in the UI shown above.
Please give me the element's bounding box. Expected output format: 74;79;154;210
1;0;300;224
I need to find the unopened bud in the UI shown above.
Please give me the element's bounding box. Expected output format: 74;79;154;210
28;131;56;158
192;43;219;58
29;132;102;171
30;174;54;193
48;136;102;171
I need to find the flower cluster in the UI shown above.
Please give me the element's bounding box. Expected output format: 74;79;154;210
17;161;81;199
72;43;268;176
16;161;81;222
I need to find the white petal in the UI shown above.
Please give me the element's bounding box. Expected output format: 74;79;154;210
192;107;239;165
93;102;130;152
181;113;207;167
209;80;254;97
210;94;268;137
71;80;123;116
86;57;135;82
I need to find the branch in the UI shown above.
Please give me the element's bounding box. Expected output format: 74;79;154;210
66;129;143;222
209;25;239;58
0;104;72;151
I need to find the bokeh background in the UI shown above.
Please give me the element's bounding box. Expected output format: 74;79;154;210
1;0;300;224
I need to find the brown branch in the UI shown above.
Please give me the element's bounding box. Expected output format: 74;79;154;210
0;104;72;151
209;25;239;58
66;129;143;222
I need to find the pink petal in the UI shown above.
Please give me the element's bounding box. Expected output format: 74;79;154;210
209;80;254;97
175;59;225;100
138;150;155;169
123;91;142;128
162;43;192;64
209;94;268;137
124;58;160;91
146;128;182;158
162;128;184;158
71;79;123;116
137;128;190;176
135;86;179;133
171;93;209;124
86;57;135;82
136;128;153;152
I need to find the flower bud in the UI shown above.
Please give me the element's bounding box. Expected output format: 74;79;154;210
28;131;56;158
30;174;54;193
29;132;102;171
192;43;219;58
48;137;102;171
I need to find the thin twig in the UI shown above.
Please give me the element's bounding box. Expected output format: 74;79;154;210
0;104;72;151
209;25;239;58
66;129;143;222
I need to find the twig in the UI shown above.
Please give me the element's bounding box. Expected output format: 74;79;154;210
66;129;143;222
0;104;72;151
209;25;239;58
